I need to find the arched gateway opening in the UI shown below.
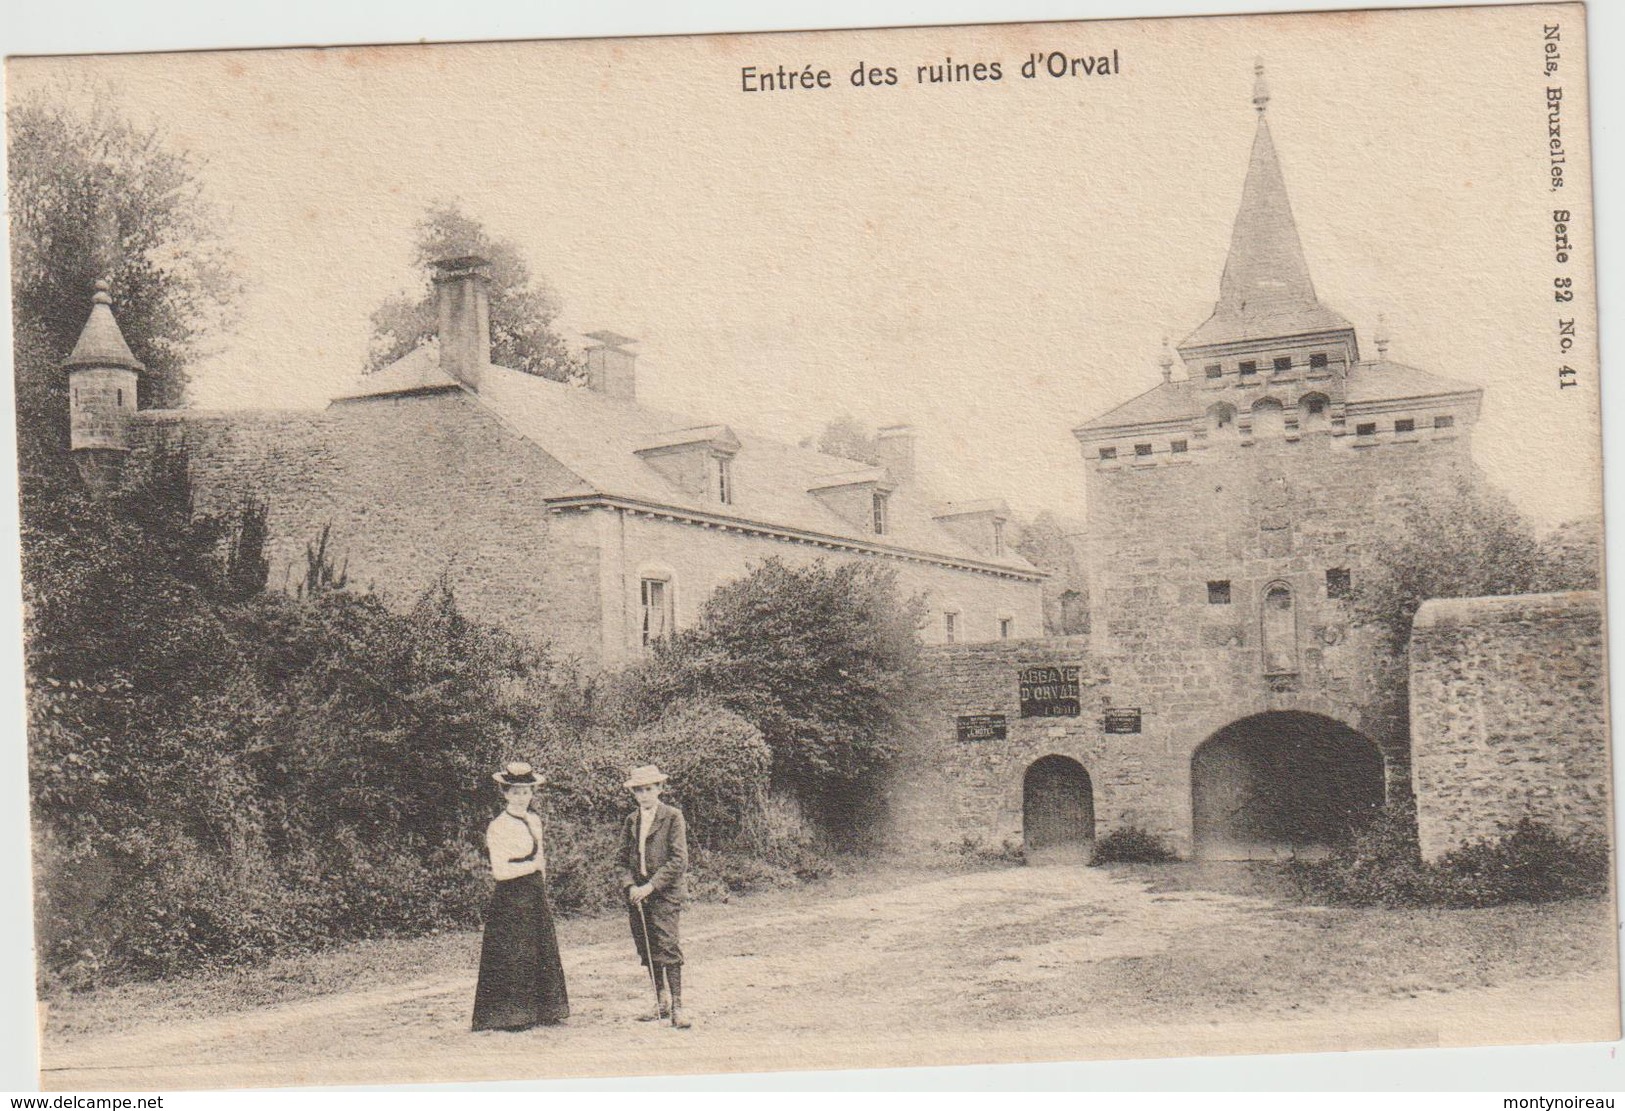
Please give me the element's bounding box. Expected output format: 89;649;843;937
1024;756;1095;856
1191;712;1384;860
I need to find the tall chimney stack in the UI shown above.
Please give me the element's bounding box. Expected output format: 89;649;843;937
875;424;916;485
584;331;638;402
431;255;491;392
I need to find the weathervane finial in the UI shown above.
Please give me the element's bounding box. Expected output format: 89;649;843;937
1252;59;1270;114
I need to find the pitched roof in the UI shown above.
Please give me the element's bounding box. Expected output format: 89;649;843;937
1074;360;1480;437
331;343;459;400
65;283;143;371
340;355;1037;575
1074;380;1196;435
1344;360;1481;405
1181;109;1353;350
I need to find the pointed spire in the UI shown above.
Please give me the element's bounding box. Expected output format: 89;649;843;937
1179;63;1353;352
65;280;144;372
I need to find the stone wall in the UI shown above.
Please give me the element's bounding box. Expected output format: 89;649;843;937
1082;420;1480;795
1410;591;1612;860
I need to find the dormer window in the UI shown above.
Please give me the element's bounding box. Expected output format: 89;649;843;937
873;492;889;535
715;455;733;504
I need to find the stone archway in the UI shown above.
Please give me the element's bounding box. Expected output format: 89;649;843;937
1190;711;1384;860
1023;755;1095;855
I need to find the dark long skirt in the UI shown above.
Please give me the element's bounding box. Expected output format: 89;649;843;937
473;872;570;1031
628;893;683;967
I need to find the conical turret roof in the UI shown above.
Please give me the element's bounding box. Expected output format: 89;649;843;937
1181;66;1352;350
64;282;144;371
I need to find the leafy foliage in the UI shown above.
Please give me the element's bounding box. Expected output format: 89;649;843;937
1089;825;1178;865
800;414;882;465
1353;477;1544;649
1013;510;1089;635
613;557;929;827
8;85;240;497
366;201;581;382
1291;804;1610;908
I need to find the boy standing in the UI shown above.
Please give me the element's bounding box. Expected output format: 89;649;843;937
620;765;692;1029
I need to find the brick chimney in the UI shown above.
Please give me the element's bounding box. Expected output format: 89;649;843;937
584;331;638;402
432;255;491;392
875;424;916;485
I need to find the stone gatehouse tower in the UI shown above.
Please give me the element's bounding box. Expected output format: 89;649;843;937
897;67;1486;860
1068;65;1483;857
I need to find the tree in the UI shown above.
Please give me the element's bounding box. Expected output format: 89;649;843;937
1533;516;1603;595
367;202;582;382
1354;476;1545;650
616;557;928;828
1013;511;1090;634
800;414;881;464
8;84;241;498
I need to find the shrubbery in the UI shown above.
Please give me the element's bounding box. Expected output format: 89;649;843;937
1089;825;1178;865
1292;804;1610;908
27;471;902;988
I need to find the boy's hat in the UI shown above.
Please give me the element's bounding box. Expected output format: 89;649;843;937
623;764;669;789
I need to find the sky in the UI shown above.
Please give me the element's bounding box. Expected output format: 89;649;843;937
7;4;1603;530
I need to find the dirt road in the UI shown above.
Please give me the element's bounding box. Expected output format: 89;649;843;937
40;863;1618;1088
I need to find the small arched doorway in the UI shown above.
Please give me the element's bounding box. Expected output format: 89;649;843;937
1023;756;1095;856
1191;712;1384;860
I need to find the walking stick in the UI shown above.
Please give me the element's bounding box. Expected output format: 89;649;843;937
634;896;663;1021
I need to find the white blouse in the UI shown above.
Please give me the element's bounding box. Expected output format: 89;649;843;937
486;810;546;881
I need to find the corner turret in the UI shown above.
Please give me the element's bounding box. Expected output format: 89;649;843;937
64;280;143;490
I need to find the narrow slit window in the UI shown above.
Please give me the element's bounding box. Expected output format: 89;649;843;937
999;617;1012;640
944;612;958;644
640;578;673;647
872;492;889;535
716;456;733;504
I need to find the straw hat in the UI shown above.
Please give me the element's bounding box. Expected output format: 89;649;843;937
492;761;544;787
623;764;669;789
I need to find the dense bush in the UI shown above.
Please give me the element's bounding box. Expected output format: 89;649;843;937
1292;804;1610;908
611;557;929;832
1089;826;1178;865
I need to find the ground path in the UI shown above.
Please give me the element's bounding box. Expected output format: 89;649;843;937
41;863;1618;1088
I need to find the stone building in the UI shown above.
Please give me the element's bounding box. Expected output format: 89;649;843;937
901;67;1492;859
62;259;1043;665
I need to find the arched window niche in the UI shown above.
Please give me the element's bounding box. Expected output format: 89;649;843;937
1207;402;1237;437
1251;397;1286;439
1298;392;1331;432
1261;581;1298;675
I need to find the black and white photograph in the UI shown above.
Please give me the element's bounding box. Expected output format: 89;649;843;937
4;0;1615;1090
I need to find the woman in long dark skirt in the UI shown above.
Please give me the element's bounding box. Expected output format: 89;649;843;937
472;762;570;1032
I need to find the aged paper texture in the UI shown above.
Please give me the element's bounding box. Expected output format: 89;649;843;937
6;2;1615;1090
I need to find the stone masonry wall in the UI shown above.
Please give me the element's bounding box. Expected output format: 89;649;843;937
1410;591;1612;860
133;393;606;658
1083;420;1479;796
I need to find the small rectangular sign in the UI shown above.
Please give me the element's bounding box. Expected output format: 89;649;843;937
1103;707;1142;734
1017;665;1082;718
956;714;1007;743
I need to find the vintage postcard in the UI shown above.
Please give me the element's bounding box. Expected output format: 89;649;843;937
6;1;1614;1091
